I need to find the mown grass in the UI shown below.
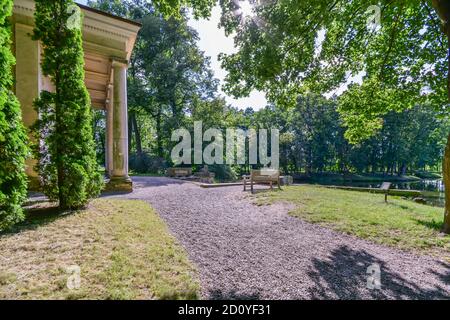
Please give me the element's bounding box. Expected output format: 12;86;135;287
254;185;450;259
0;199;199;300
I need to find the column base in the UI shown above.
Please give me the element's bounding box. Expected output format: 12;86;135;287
105;176;133;192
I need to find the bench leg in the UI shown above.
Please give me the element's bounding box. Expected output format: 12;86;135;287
251;180;254;194
243;179;246;191
270;181;273;190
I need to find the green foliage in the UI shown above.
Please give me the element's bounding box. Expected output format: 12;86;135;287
219;0;449;133
0;0;29;230
32;0;103;209
129;152;167;173
254;93;448;175
88;0;215;19
208;164;238;181
92;109;106;166
137;11;219;158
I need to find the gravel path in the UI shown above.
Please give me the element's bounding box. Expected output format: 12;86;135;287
106;176;450;299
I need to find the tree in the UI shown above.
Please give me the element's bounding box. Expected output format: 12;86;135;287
294;95;343;174
138;12;219;159
219;0;450;233
0;0;29;230
89;0;219;166
32;0;103;209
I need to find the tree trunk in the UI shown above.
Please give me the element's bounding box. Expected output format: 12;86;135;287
431;0;450;232
443;12;450;233
128;114;133;155
130;112;142;155
399;163;406;176
156;111;163;158
442;134;450;233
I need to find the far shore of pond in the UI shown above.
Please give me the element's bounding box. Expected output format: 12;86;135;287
292;172;442;183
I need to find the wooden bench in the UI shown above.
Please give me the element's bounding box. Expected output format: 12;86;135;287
243;169;281;193
166;167;192;178
380;182;392;202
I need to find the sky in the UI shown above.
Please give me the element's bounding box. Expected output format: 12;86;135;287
77;0;268;110
187;5;268;110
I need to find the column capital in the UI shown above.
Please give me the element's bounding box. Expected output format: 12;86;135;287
111;58;129;68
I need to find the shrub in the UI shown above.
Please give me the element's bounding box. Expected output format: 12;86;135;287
32;0;103;209
0;0;29;230
129;152;167;174
207;164;238;182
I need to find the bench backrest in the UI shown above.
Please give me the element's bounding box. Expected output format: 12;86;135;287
380;182;392;191
167;167;192;177
250;169;280;178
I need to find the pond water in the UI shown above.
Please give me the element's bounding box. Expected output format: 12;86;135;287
303;179;445;207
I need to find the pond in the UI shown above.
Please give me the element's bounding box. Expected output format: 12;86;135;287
303;179;445;207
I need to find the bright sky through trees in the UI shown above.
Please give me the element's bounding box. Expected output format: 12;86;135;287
187;4;268;110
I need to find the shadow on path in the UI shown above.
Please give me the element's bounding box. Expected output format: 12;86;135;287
307;245;450;299
129;176;188;188
208;289;262;300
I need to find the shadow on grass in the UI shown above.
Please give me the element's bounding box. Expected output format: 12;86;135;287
244;188;283;195
307;245;449;299
413;218;444;232
387;202;411;211
0;203;75;236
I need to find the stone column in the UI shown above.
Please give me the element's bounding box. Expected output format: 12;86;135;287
107;60;132;191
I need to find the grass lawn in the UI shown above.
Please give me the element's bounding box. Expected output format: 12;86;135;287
254;185;450;259
0;199;199;300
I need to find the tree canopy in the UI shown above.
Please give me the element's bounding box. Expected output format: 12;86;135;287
219;0;448;138
89;0;215;18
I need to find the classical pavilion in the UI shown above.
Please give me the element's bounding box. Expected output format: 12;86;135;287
11;0;140;191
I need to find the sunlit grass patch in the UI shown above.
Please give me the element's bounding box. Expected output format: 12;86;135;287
0;199;199;300
254;185;450;258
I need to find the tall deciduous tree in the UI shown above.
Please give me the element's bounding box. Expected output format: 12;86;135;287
0;0;29;230
32;0;103;209
89;0;219;162
219;0;450;233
